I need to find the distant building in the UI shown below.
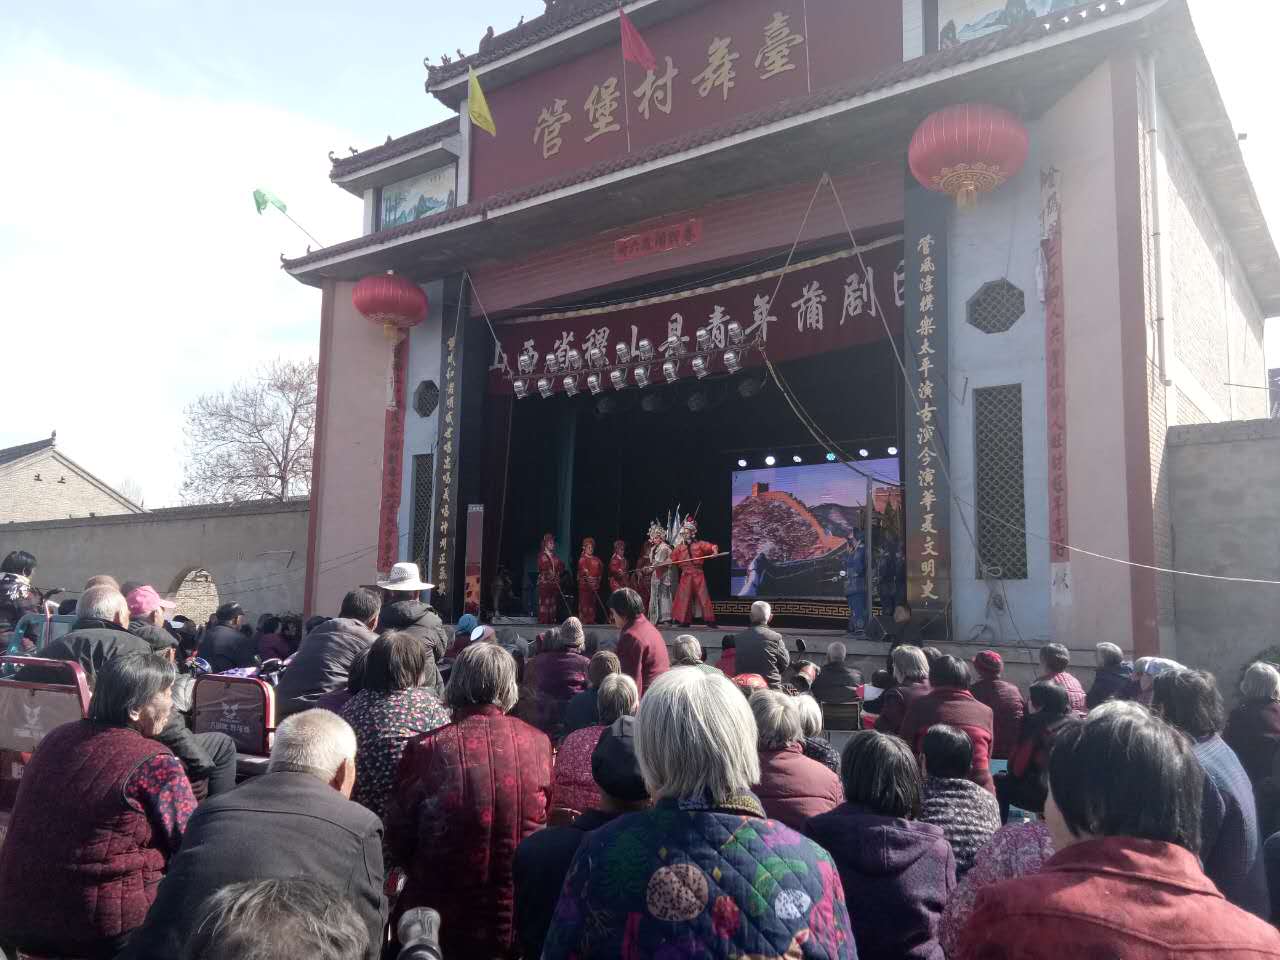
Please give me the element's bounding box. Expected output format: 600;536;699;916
0;434;143;523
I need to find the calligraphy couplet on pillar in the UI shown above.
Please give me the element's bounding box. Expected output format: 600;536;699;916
464;504;485;615
433;279;467;619
903;182;951;616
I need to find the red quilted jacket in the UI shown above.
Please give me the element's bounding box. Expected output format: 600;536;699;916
387;704;552;959
900;687;996;793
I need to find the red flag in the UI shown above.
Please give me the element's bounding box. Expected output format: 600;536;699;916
619;8;657;73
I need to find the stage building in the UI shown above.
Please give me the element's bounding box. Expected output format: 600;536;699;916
287;0;1278;662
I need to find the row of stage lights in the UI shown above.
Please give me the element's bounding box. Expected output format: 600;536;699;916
512;321;754;400
736;447;900;468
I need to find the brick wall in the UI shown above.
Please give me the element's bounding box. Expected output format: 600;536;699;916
0;451;139;523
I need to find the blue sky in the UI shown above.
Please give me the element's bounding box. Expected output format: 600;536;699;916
0;1;1275;506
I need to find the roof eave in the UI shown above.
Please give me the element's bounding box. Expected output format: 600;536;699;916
330;135;463;197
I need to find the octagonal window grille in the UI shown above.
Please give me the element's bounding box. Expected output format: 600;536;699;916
967;279;1025;335
413;380;440;419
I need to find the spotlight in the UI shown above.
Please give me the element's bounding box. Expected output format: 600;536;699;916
737;458;748;468
727;321;744;345
858;448;870;458
663;359;680;383
792;455;802;464
723;349;741;374
634;366;650;388
825;452;837;462
692;356;709;379
659;336;684;356
609;369;626;390
588;346;606;369
517;347;539;375
563;375;579;397
545;356;560;376
695;327;711;351
765;455;776;466
888;446;899;456
566;348;583;371
637;338;655;362
513;379;529;400
587;373;603;396
615;343;631;365
536;377;553;399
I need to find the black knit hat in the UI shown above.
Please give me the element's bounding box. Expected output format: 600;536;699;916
591;715;648;802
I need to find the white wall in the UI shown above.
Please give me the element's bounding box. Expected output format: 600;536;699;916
397;279;445;568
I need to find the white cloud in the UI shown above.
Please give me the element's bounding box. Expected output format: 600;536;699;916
0;33;362;506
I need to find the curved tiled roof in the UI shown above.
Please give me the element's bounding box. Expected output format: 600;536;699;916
0;437;54;469
330;116;460;180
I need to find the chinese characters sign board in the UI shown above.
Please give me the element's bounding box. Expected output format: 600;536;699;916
470;0;903;199
614;218;702;264
487;238;905;393
433;316;462;607
904;186;950;615
1041;167;1071;594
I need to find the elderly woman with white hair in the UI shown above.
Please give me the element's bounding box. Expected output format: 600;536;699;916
671;633;718;673
751;690;843;830
1086;641;1133;709
795;692;841;773
549;673;640;820
1225;661;1280;809
387;642;552;959
532;617;591;736
543;668;857;959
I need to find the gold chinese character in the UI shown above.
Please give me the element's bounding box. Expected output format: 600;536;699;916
921;513;937;535
917;338;935;356
692;37;739;101
920;293;935;314
919;274;935;294
920;255;936;274
534;98;573;158
922;537;939;558
583;77;621;142
917;315;936;337
921;580;940;601
917;235;935;257
634;56;679;120
922;489;936;511
919;467;936;487
447;337;457;350
755;12;804;80
920;559;936;577
917;380;935;401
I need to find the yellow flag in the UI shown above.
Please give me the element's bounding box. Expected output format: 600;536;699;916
468;67;497;137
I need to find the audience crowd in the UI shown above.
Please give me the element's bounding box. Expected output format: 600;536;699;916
2;548;1280;959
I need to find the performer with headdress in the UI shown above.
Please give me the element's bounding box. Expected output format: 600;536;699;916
537;533;565;624
646;522;675;626
577;538;604;624
608;540;629;595
671;516;719;628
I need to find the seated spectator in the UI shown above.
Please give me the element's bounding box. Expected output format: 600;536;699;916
811;640;863;703
938;821;1054;956
183;878;369;960
515;715;651;960
918;724;1000;875
563;649;620;735
752;689;843;829
671;633;718;673
256;615;290;662
789;659;819;693
0;549;40;651
340;632;450;822
901;655;995;793
717;633;737;676
1086;641;1133;709
732;672;769;695
1124;655;1182;705
1224;661;1280;807
955;701;1280;958
0;653;196;959
609;587;669;696
995;680;1073;821
198;601;257;672
279;614;302;655
1154;668;1268;917
315;647;368;715
968;650;1024;760
445;612;478;658
304;613;330;636
874;644;932;734
122;710;385;960
734;600;790;687
1036;642;1086;713
496;626;533;681
795;691;841;773
40;583;152;675
533;617;591;735
276;588;381;718
377;598;449;693
544;668;855;958
806;729;954;960
387;642;551;958
550;673;639;820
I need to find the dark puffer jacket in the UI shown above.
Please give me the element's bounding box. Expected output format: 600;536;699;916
276;617;378;718
376;601;448;694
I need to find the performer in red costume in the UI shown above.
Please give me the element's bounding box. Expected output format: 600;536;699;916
577;538;604;624
608;540;629;594
671;517;719;628
634;535;654;612
537;533;565;624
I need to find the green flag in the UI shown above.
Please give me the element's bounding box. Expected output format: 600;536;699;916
253;189;287;215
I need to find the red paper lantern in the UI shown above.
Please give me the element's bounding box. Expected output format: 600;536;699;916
908;104;1029;208
353;272;428;340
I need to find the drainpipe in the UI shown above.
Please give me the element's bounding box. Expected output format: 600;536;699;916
1145;54;1173;389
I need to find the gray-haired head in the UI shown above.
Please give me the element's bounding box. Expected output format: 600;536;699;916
750;600;772;625
1095;642;1124;668
87;652;175;726
750;689;803;750
635;667;760;804
78;585;129;626
597;672;639;724
268;710;358;780
1242;661;1280;702
671;634;702;666
827;641;847;663
446;641;518;713
794;693;823;738
892;644;929;684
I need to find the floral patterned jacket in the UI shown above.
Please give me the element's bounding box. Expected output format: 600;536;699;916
542;793;858;960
